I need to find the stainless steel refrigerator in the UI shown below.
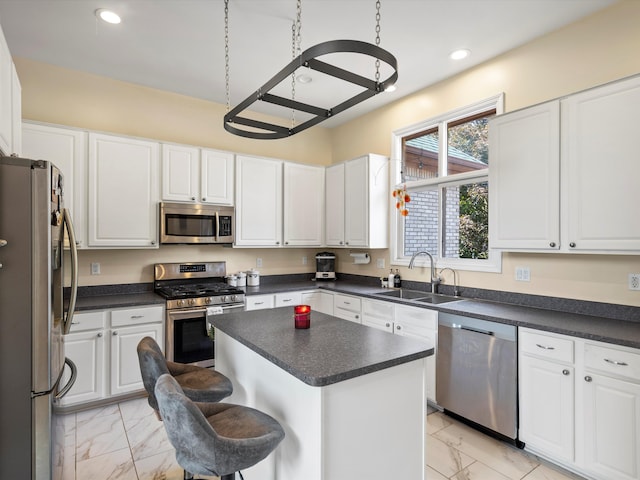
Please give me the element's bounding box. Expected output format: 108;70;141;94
0;156;78;479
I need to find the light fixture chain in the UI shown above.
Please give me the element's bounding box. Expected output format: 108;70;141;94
224;0;230;113
291;0;303;129
375;0;381;84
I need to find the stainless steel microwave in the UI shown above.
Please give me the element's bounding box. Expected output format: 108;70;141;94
160;202;234;244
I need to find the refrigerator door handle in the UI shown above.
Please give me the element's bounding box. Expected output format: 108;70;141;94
55;357;77;400
62;209;78;335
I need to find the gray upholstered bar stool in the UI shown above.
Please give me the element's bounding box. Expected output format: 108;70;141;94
137;336;233;417
155;373;285;480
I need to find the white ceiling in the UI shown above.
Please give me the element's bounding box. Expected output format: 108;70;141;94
0;0;617;130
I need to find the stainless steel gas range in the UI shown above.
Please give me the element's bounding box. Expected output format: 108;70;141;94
154;262;245;367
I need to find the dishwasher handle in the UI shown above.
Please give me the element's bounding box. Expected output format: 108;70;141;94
458;324;495;336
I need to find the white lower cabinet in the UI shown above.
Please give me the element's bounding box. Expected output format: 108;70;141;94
333;294;362;323
362;300;438;402
300;290;334;316
519;327;640;480
245;294;275;311
61;305;164;406
275;291;302;308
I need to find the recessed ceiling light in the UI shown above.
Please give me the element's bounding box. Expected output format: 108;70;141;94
449;49;471;60
96;9;121;24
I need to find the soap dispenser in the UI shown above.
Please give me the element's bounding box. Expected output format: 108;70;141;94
388;269;395;288
394;269;401;288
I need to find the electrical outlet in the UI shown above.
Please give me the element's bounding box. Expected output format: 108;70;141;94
90;262;101;275
256;258;263;268
376;258;385;269
515;266;530;282
629;273;640;291
302;256;307;265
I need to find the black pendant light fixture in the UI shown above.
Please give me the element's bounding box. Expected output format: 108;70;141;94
222;0;398;140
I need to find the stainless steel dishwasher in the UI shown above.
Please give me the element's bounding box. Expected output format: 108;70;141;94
437;312;519;444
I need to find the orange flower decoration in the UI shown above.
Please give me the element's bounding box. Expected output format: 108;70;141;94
393;185;410;216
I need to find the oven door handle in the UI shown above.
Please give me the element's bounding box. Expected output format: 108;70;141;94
168;308;208;320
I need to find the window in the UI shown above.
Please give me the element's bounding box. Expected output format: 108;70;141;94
391;94;503;272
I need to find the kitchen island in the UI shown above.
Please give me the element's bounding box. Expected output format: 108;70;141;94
211;307;434;480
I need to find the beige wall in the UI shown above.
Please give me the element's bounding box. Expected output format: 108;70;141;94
13;0;640;307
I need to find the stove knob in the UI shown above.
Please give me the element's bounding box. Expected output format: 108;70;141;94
177;299;185;307
233;295;241;302
204;297;212;305
189;298;196;306
222;295;230;303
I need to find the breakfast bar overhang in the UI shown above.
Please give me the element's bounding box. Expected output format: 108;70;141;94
212;307;434;480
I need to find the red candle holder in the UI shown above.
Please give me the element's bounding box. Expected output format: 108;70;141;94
294;304;311;329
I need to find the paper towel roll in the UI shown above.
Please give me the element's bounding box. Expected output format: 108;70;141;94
350;253;370;264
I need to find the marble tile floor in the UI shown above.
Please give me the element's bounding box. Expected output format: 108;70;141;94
58;396;586;480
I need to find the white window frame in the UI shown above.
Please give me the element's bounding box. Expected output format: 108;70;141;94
390;93;504;273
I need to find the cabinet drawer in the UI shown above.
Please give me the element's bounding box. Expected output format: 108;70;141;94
70;311;107;332
520;329;574;363
334;307;361;324
585;343;640;381
111;305;164;327
245;295;275;311
275;292;302;307
334;294;361;313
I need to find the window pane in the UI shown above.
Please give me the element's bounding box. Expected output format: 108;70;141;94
402;130;439;181
443;181;489;259
446;116;490;175
403;189;439;257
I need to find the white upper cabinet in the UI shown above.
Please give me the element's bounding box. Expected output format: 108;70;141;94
235;155;283;247
200;148;234;205
283;162;324;246
561;76;640;252
161;144;234;205
0;23;21;156
88;132;160;248
325;154;389;248
490;74;640;253
489;101;560;250
22;122;87;247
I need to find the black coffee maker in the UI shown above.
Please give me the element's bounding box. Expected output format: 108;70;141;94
315;252;336;280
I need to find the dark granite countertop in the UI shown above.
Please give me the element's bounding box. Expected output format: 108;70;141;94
72;283;165;311
211;307;434;387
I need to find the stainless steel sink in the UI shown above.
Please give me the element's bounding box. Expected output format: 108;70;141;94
375;289;432;300
414;294;462;305
375;289;462;304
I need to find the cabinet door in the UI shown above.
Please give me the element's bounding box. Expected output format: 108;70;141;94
235;155;283;246
582;372;640;480
161;143;199;202
283;162;324;246
0;25;12;156
395;305;437;401
88;133;160;248
325;163;345;246
562;76;640;252
344;156;368;247
10;65;20;156
22;123;87;248
489;101;560;250
201;149;234;205
361;299;394;333
519;355;574;462
110;322;162;396
301;291;334;316
60;330;106;405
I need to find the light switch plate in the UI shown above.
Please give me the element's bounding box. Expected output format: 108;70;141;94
629;273;640;291
90;262;101;275
515;266;530;282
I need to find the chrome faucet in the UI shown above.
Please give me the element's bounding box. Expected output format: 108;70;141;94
439;267;460;297
408;251;440;294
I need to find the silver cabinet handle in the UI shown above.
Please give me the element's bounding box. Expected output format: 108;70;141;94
191;196;196;201
355;315;359;319
604;358;628;366
562;369;570;376
97;332;103;338
396;325;401;330
282;299;292;302
585;376;592;382
536;344;555;350
569;242;576;248
0;239;7;247
549;242;556;248
255;301;264;305
71;321;80;325
385;322;391;327
112;331;118;336
202;197;206;202
131;315;144;319
151;240;156;245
